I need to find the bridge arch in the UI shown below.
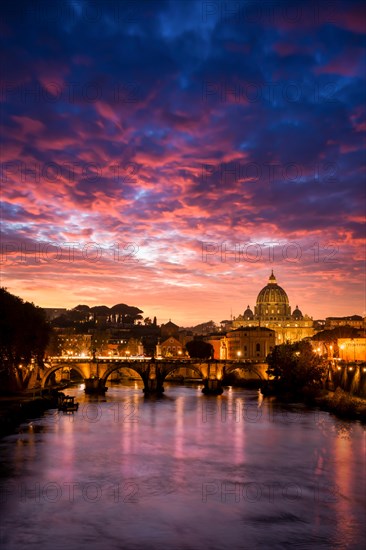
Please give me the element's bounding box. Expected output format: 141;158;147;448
162;363;204;380
225;364;264;381
101;364;145;385
41;363;86;387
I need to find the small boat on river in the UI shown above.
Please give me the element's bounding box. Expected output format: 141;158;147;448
58;395;79;412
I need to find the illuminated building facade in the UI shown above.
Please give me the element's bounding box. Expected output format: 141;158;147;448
160;337;184;357
325;316;366;330
233;271;314;344
218;327;276;360
338;338;366;362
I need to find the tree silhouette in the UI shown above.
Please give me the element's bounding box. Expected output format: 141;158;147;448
186;340;213;359
0;288;51;391
110;303;143;325
267;341;327;395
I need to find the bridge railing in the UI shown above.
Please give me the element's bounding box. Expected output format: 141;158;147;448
48;355;152;362
47;356;266;365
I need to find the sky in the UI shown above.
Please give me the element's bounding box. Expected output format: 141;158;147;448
1;0;365;325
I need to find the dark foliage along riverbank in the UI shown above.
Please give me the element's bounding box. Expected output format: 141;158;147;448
0;288;51;392
261;385;366;423
314;388;366;422
0;392;59;437
261;341;366;423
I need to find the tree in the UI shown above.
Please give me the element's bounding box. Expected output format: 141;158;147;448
68;306;90;322
90;306;111;316
0;288;51;391
266;343;294;381
50;305;92;328
267;341;327;396
50;303;144;329
185;339;214;359
110;304;143;325
74;304;90;312
312;326;360;342
90;306;111;325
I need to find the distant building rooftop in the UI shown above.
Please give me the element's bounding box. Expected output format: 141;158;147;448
326;315;363;320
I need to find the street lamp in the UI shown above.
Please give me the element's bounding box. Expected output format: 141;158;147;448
237;351;241;362
339;344;345;361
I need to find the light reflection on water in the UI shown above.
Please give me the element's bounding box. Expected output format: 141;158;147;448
0;384;365;550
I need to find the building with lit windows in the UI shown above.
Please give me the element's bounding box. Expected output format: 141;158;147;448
338;338;366;362
160;336;184;358
47;329;92;356
325;316;366;330
218;327;276;360
232;271;314;344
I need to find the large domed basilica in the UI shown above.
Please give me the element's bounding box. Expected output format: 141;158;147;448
233;271;314;344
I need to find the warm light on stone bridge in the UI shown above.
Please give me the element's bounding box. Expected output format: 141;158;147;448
42;356;268;395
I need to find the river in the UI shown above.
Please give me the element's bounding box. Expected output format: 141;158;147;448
0;383;365;549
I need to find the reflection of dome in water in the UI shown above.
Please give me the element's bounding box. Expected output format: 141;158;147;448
255;271;291;320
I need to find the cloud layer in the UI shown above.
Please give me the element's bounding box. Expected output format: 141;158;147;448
1;0;365;323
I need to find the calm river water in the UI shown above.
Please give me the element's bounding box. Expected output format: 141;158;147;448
0;383;365;550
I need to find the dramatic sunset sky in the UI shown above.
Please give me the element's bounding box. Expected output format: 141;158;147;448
1;0;365;325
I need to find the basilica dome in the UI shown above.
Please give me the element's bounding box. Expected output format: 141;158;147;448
256;271;289;305
292;306;303;320
243;305;254;320
254;271;291;320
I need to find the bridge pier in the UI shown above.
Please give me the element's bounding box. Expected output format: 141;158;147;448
84;377;108;394
202;378;223;395
143;378;164;395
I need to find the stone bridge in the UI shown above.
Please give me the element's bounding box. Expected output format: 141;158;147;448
42;356;268;395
